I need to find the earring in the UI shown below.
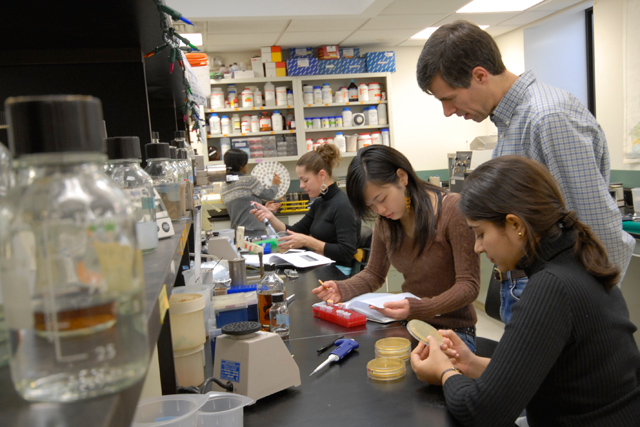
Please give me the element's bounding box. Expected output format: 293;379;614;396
320;181;328;195
404;189;411;213
518;232;522;237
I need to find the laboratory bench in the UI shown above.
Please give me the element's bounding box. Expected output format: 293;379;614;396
0;219;193;427
233;264;461;427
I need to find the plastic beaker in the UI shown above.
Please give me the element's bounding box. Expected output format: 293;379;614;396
132;394;208;427
197;392;254;427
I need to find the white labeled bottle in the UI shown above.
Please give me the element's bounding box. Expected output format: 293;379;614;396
1;95;148;402
232;114;241;134
371;131;382;145
210;87;225;109
342;107;353;128
313;86;322;104
241;115;251;133
303;85;314;105
340;87;349;103
381;128;390;146
209;113;221;135
287;89;294;106
368;82;381;102
220;115;231;135
276;86;287;107
269;293;289;339
257;264;284;330
241;88;253;108
322;83;332;104
358;133;372;149
366;106;379;126
358;83;369;102
377;103;388;125
334;132;347;153
250;115;260;133
264;82;276;107
272;110;283;132
253;87;263;107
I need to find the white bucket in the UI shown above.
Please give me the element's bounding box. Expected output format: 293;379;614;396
169;293;206;351
174;344;205;387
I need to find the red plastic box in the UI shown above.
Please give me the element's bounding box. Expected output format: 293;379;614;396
313;304;367;328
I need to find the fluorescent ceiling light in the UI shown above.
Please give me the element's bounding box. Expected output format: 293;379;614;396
411;25;489;40
457;0;543;13
179;33;203;46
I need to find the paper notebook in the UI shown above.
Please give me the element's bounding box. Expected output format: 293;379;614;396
313;292;420;324
243;250;334;269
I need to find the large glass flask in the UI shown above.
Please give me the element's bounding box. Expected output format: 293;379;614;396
105;136;159;253
145;142;182;221
0;95;148;402
257;264;285;331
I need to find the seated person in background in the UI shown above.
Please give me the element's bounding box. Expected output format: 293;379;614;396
251;144;358;275
312;145;480;351
411;156;640;427
221;148;280;232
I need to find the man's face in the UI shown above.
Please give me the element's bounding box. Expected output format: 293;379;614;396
428;73;492;122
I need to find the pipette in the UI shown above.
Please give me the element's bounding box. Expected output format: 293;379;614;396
309;338;359;376
263;218;278;236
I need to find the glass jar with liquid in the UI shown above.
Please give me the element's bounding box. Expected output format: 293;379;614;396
257;264;284;331
145;142;182;221
105;136;158;253
0;95;148;402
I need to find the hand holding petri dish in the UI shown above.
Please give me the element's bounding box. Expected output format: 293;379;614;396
406;319;444;346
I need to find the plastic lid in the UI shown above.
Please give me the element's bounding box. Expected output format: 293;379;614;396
272;292;285;303
406;319;444;345
264;263;276;272
367;357;406;381
175;130;186;138
169;293;205;315
145;142;171;159
343;107;351;111
375;337;411;352
221;115;229;118
323;83;330;86
6;95;106;156
177;150;188;160
170;147;177;159
273;110;280;114
314;86;321;89
336;132;343;135
106;136;142;160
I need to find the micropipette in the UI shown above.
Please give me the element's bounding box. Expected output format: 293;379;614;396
263;218;278;236
309;338;359;376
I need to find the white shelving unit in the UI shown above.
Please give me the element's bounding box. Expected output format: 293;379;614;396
204;73;393;166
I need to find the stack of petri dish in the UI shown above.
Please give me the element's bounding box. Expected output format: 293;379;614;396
366;357;406;382
374;337;411;364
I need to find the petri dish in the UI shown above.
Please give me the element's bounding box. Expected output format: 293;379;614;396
406;319;444;346
367;357;406;381
375;337;411;363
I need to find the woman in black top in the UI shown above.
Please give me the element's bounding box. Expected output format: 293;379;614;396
410;156;640;426
251;144;358;273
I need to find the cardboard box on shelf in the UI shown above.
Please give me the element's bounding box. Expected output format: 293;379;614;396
365;51;396;72
251;57;265;77
318;58;366;75
339;47;360;58
318;45;340;60
264;62;287;77
261;46;283;63
233;70;255;79
289;47;314;58
286;58;319;76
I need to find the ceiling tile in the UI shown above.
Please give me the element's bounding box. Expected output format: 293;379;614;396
205;33;281;45
397;38;429;47
205;19;290;34
277;31;354;47
435;12;522;27
344;28;422;45
286;17;369;32
361;14;445;30
380;0;471;15
484;26;521;38
498;11;555;26
531;0;585;12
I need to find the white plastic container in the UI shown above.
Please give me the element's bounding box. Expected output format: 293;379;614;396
210;88;225;109
340;87;349;103
287;89;294;106
321;117;330;129
368;82;381;102
336;116;343;127
377;103;388;125
231;114;241;134
334;132;346;153
303;85;314;105
241;88;253;108
169;293;206;351
381;128;390;146
172;285;214;329
197;392;254;427
335;90;344;104
241;115;251;133
632;188;640;215
358;133;372;149
220;115;231;135
250;115;260;133
264;82;276;107
272;110;284;131
253;88;263;107
312;117;322;130
174;344;205;386
209;113;221;135
322;83;332;104
358;83;369;102
366;107;379;126
276;86;287;107
313;86;323;104
342;108;353;128
132;395;208;427
371;131;382;145
346;134;358;152
227;90;238;108
306;138;314;151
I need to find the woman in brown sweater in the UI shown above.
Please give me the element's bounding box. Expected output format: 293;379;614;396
312;145;480;350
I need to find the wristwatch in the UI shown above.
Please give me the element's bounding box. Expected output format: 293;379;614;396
440;366;463;382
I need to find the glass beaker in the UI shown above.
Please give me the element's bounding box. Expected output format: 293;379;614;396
145;142;182;221
0;95;148;402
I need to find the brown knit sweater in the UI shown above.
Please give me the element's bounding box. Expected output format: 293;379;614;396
336;193;480;329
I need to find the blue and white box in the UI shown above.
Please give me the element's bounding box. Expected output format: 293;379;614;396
289;47;314;58
318;60;342;75
341;58;367;74
366;51;396;72
286;57;320;76
339;47;361;58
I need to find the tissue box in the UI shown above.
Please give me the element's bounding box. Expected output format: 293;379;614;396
251;57;265;77
286;58;319;76
340;58;367;74
264;61;287;77
289;47;314;58
340;47;360;58
365;51;396;72
261;46;282;63
318;45;340;60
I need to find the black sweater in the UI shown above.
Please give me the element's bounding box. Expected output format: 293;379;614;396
444;230;640;426
287;183;358;267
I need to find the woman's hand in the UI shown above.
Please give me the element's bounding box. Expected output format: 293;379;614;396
265;201;282;212
410;336;455;385
438;329;486;378
368;298;410;320
311;280;343;303
277;230;308;250
249;201;274;223
272;173;281;187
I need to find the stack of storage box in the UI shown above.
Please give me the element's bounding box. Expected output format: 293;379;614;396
286;46;395;75
262;46;287;77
